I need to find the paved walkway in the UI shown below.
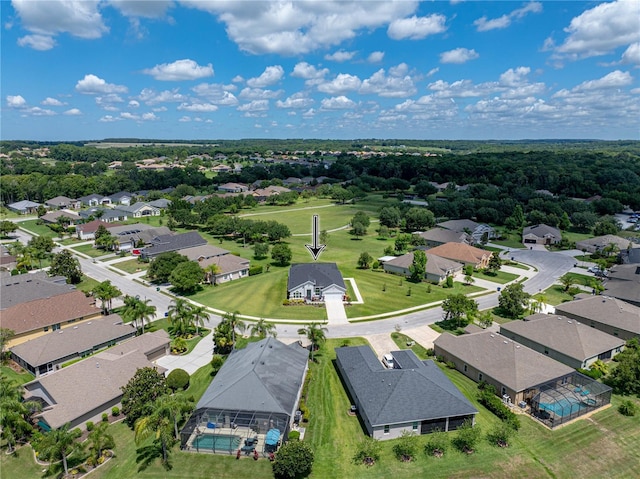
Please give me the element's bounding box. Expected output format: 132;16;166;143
156;330;215;374
324;296;348;324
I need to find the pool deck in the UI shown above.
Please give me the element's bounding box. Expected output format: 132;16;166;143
185;425;273;455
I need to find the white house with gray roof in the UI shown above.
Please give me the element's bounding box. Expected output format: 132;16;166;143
335;346;477;440
500;313;625;370
522;224;561;245
383;251;464;284
287;263;346;302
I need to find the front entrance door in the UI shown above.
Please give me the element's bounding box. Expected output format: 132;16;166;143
306;289;312;300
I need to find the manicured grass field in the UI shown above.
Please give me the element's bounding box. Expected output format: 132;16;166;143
542;285;579;306
70;243;111;258
390;332;432;359
0;365;34;384
475;269;520;284
18;220;57;239
111;258;149;274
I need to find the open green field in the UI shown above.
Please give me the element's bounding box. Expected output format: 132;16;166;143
111;258;149;274
17;220;58;239
475;269;519;284
542;285;579;306
70;243;112;258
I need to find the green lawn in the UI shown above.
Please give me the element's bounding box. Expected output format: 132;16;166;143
542;285;578;306
475;269;520;284
111;258;149;274
0;365;34;384
70;243;111;258
18;220;58;239
390;332;432;359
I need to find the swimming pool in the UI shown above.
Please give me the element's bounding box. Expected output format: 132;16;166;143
538;398;587;418
192;434;241;451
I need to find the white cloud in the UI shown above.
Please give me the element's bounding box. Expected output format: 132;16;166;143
247;66;284;88
23;107;55;116
239;88;283;100
99;115;120;122
177;102;219;112
143;59;214;81
499;67;531;87
179;116;191;122
141;112;158;120
572;70;633;91
192;83;239;105
276;92;314;109
324;50;356;62
41;97;64;106
291;62;329;87
137;88;186;105
17;34;56;50
63;108;82;115
320;96;356;110
621;42;640;65
317;73;362;95
237;100;269;112
553;0;640;60
12;0;108;50
387;14;447;40
440;48;479;64
6;95;27;108
76;74;128;94
95;94;125;111
368;51;385;63
181;0;417;55
128;100;140;108
359;64;417;98
474;1;542;32
108;0;173;18
427;67;439;77
120;112;138;120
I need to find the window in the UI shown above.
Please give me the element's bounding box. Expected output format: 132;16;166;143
292;291;302;299
544;348;549;355
463;364;468;372
501;386;507;396
52;324;61;331
43;326;49;332
383;425;390;434
613;330;619;337
315;287;321;295
478;373;483;381
412;422;418;431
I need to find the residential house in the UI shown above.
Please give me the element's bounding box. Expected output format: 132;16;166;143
78;194;112;207
211;164;232;173
287;263;346;302
283;177;303;187
602;265;640;307
434;330;574;404
252;185;292;202
576;235;637;254
180;245;250;284
0;245;17;271
24;330;170;431
383;251;464;284
7;200;41;215
79;208;128;223
522;224;561;245
426;242;492;268
417;228;470;247
10;314;136;377
335;346;477;440
622;247;640;265
555;295;640;340
108;191;134;206
139;231;207;259
218;182;248;193
39;210;81;225
115;202;161;218
149;198;172;209
106;224;171;252
180;338;308;451
436;219;496;244
500;313;625;370
45;196;81;210
76;219;115;240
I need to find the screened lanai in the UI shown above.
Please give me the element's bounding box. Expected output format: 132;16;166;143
530;371;612;428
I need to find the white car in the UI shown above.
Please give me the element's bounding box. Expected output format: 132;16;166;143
382;353;394;369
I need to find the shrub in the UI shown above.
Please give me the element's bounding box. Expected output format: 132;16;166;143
111;406;120;417
210;354;225;374
249;265;264;276
272;439;314;479
282;299;290;306
425;348;435;357
393;431;418;462
486;422;514;447
452;420;480;453
288;430;300;441
424;429;447;457
102;413;109;422
477;388;521;430
352;436;381;466
166;368;190;391
86;421;94;431
445;361;456;369
618;400;637;417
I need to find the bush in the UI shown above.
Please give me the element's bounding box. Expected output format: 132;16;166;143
352;436;381;466
102;413;109;422
249;265;264;276
111;406;120;417
392;431;418;462
578;367;603;380
618;400;637;417
445;361;456;369
86;421;94;432
477;388;521;430
166;368;190;391
272;439;314;479
486;422;514;447
210;354;225;374
425;348;435;357
424;429;447;457
288;430;300;441
452;420;481;453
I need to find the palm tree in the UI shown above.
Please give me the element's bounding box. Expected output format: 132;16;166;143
297;323;328;361
168;299;194;338
559;275;574;292
87;422;115;461
134;410;174;467
204;263;221;285
92;280;122;315
250;318;277;339
529;293;547;314
0;377;40;453
603;242;619;258
223;311;245;349
190;305;209;336
156;395;194;440
39;423;82;476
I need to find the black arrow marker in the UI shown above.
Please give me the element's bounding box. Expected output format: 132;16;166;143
305;214;326;261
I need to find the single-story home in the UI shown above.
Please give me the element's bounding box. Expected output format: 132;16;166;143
78;194;112;207
10;314;136;376
500;313;625;370
576;235;637;254
139;231;208;259
0;245;17;271
335;346;477;440
436;219;496;244
426;242;492;269
434;330;574;404
252;186;292;202
522;224;561;245
383;251;464;284
603;265;640;307
45;196;81;210
108;225;172;252
115;202;161;218
76;219;116;240
24;330;170;431
417;228;470;248
39;210;81;225
7;200;41;215
287;263;346;302
218;182;248;193
148;198;172;209
79;207;128;223
180;245;250;284
180;338;308;453
108;191;134;206
554;295;640;340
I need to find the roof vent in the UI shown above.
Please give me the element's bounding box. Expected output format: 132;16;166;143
567;320;572;324
490;334;495;338
59;330;63;334
503;340;508;344
516;345;520;348
73;326;78;329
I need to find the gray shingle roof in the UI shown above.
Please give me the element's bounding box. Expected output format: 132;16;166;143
336;346;477;427
555;295;640;334
437;219;480;233
140;231;207;257
1;272;77;310
418;228;469;244
501;314;625;362
434;330;574;393
523;224;561;239
287;263;346;291
197;338;308;416
384;251;463;277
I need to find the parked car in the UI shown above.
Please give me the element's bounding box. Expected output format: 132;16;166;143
382;353;394;369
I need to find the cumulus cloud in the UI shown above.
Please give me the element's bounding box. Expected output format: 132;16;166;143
181;0;416;55
99;115;120;122
13;0;108;50
239;88;283;100
499;67;531;87
359;64;417;98
320;95;356;110
177;102;219;112
247;66;284;88
440;48;479;64
621;43;640;65
317;74;362;95
76;74;128;94
192;83;239;105
474;1;542;32
128;100;140;108
276;92;314;109
291;62;329;86
41;97;64;106
325;50;356;62
6;95;27;108
237;100;269;112
108;0;173;18
143;59;214;81
551;0;640;60
387;14;447;40
368;51;385;63
63;108;82;115
571;70;633;91
137;88;186;105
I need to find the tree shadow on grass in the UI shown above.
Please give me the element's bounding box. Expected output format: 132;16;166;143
136;443;172;472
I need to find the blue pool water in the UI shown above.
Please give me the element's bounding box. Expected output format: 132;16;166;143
539;398;587;417
193;434;241;451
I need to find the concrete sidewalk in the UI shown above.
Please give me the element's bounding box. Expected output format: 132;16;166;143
155;330;215;375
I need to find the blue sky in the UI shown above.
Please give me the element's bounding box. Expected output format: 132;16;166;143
1;0;639;141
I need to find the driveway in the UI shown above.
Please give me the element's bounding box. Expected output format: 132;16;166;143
156;330;215;374
325;296;348;324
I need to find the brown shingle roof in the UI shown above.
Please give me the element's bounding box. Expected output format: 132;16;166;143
554;296;640;335
426;242;490;265
0;290;99;335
